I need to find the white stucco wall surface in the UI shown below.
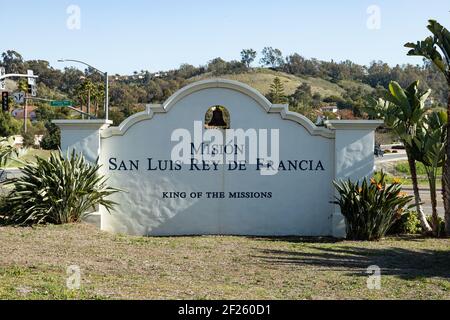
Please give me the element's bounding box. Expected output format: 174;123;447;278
54;79;382;237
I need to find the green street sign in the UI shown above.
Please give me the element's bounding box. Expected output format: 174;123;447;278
50;100;73;107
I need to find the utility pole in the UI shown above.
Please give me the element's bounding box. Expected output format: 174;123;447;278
105;72;109;120
23;93;28;133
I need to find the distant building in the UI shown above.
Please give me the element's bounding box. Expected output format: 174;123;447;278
11;106;37;121
320;105;338;113
11;134;43;147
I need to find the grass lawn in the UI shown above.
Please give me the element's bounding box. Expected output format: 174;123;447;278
0;223;449;300
376;161;442;189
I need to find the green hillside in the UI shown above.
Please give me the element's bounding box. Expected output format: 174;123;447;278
189;68;372;98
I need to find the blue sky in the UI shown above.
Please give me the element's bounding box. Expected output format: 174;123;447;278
1;0;449;74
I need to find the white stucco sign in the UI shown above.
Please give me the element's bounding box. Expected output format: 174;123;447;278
54;79;382;237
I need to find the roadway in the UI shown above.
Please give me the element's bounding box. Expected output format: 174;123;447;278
375;150;444;217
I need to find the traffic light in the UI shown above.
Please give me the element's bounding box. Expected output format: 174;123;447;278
28;83;37;97
2;92;9;112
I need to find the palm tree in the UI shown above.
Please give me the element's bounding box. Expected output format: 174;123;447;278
74;82;86;118
409;110;447;236
368;81;433;233
405;19;450;235
75;79;96;119
93;83;105;117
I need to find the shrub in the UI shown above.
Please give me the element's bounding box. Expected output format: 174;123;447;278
21;130;36;148
0;151;119;226
426;215;446;237
40;122;60;150
389;211;422;235
373;172;406;186
0;111;22;137
333;172;414;241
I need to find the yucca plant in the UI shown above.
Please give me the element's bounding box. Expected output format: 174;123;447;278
333;172;414;241
0;150;119;226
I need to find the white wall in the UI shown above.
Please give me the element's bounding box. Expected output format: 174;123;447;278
55;79;382;237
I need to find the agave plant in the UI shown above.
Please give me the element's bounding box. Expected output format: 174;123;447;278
0;150;119;226
333;172;414;241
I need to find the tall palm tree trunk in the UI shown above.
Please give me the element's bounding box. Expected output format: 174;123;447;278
427;168;439;236
407;150;432;233
444;85;450;236
94;97;99;117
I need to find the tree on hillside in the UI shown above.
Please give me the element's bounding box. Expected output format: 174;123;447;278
240;49;257;68
267;77;287;104
290;83;313;107
207;58;228;76
60;67;84;96
405;19;450;235
1;50;25;74
177;64;200;79
18;79;28;93
284;54;321;77
146;80;164;102
366;61;392;88
26;60;63;89
260;47;284;69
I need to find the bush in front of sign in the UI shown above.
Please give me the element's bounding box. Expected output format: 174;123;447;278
333;172;414;241
0;150;120;226
388;211;422;235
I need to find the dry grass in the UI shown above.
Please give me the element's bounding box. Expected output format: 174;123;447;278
190;69;348;98
0;223;449;300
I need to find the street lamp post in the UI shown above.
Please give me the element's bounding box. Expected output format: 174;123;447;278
57;59;109;121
